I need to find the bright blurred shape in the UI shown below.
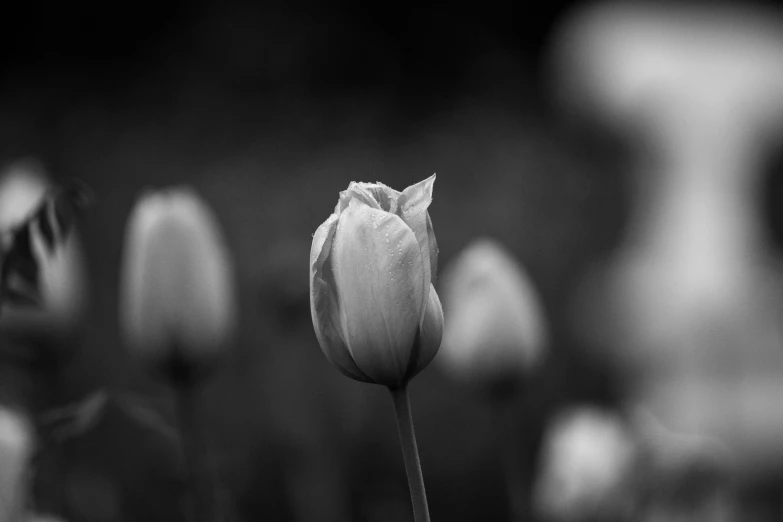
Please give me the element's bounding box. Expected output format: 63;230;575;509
533;406;637;521
0;159;87;334
120;186;237;382
437;237;547;386
551;1;783;477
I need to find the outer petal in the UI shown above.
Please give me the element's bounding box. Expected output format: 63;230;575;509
425;212;438;283
309;213;373;382
397;174;437;293
404;284;444;381
331;198;426;386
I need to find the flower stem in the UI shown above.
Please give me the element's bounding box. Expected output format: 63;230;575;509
175;384;215;522
493;398;527;522
389;384;430;522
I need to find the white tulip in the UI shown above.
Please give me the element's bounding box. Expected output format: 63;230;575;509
310;175;443;387
120;187;236;381
437;238;547;384
533;406;638;521
0;159;86;333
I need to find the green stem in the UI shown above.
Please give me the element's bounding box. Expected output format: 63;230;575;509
389;384;430;522
494;399;526;522
175;384;215;522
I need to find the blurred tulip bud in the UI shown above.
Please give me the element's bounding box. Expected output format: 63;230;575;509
0;160;87;335
533;406;638;522
120;187;237;384
309;175;443;388
0;405;34;522
437;238;547;387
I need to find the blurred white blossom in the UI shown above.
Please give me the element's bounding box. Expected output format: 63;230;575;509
120;187;237;381
0;159;87;334
553;1;783;474
533;406;638;522
436;238;547;385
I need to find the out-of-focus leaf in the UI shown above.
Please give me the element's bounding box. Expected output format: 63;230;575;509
113;392;179;444
31;389;187;522
38;391;109;442
37;390;179;446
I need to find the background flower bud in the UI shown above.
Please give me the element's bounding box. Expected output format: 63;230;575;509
533;406;638;522
437;237;547;386
309;175;443;387
0;160;87;336
120;187;237;383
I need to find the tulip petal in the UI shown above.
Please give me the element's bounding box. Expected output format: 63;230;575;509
335;185;381;215
310;214;373;383
425;212;438;283
354;182;401;213
335;182;401;214
331;198;426;386
397;174;437;292
404;284;444;381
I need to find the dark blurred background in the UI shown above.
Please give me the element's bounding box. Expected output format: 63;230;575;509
3;0;783;521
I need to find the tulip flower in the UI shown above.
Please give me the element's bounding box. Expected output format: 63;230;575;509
309;174;443;522
0;160;88;336
120;186;236;522
310;175;443;388
120;186;236;384
437;237;547;389
533;406;638;522
0;405;35;522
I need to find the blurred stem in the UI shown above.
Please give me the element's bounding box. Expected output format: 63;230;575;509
175;384;215;522
389;384;430;522
492;397;527;522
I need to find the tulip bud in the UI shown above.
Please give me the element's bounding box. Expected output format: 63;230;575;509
120;187;237;384
437;238;547;387
0;160;87;335
309;175;443;388
533;406;638;522
0;405;35;522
